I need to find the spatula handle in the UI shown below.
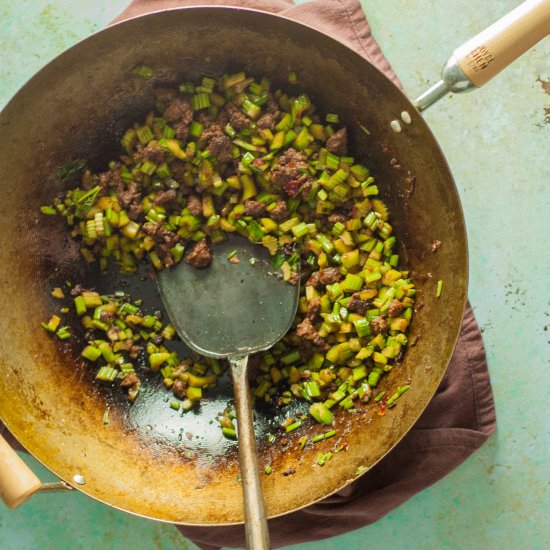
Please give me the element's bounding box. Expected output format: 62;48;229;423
230;355;271;550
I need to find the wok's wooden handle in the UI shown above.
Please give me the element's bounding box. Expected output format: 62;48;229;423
414;0;550;110
0;432;42;509
453;0;550;87
230;355;271;550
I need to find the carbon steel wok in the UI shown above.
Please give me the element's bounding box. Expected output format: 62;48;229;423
0;5;544;524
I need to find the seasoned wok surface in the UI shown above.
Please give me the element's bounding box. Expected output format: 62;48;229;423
0;8;466;524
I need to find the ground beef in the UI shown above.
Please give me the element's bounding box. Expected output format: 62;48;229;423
347;293;369;315
116;181;143;219
95;165;123;193
328;212;348;224
201;124;233;163
208;134;233;163
319;268;342;285
219;103;250;130
266;95;280;115
197;111;214;127
185;239;212;269
154;87;177;104
306;297;321;322
295;318;328;351
164;96;193;139
154;189;178;207
269;200;288;222
135;144;164;165
370;316;388;334
244;200;266;218
142;222;181;268
70;284;84;297
256;113;276;130
271;148;308;192
299;179;313;199
306;267;342;289
121;373;139;388
128;345;140;360
387;299;405;318
326;127;348;155
172;379;186;399
170;159;186;181
99;310;116;322
186;195;202;216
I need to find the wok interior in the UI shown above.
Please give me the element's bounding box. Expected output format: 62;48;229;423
0;8;466;524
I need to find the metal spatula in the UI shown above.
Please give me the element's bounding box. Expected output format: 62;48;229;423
157;234;300;550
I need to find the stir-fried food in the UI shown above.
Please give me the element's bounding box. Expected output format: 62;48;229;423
42;72;415;431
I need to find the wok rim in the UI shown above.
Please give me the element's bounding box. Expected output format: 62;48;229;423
0;5;468;525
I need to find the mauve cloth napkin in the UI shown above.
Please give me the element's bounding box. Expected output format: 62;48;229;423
2;1;496;548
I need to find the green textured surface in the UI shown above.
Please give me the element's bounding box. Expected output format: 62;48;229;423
1;1;549;549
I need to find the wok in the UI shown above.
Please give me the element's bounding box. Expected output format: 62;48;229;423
0;4;546;523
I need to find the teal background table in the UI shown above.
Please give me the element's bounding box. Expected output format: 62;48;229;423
1;1;548;548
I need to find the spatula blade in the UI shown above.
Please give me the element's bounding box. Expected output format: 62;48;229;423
157;234;299;358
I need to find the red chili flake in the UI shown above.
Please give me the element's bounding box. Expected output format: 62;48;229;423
377;404;387;416
252;158;264;168
342;443;350;452
283;179;300;196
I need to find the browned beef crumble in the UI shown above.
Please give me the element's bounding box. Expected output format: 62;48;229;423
370;316;388;334
347;293;369;316
243;200;267;218
256;112;276;130
306;297;321;322
121;373;139;388
271;148;309;192
142;222;181;268
153;189;178;207
172;379;187;399
170;159;186;181
135;144;164;165
269;200;289;222
306;267;342;289
295;318;328;351
116;180;143;219
200;123;233;163
186;195;203;217
387;299;405;318
185;239;212;269
163;96;193;139
328;213;348;224
326;127;348;155
219;103;250;130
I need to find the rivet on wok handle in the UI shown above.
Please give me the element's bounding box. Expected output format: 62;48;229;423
73;474;86;485
413;0;550;111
